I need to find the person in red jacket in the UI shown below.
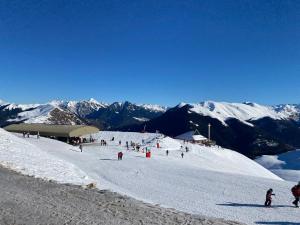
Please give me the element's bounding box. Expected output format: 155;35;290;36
291;182;300;208
264;188;275;207
118;152;123;160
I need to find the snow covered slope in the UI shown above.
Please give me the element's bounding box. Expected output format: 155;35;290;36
180;101;299;126
3;131;300;224
0;128;91;184
255;150;300;182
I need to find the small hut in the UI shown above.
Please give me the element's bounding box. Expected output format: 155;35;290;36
175;129;208;144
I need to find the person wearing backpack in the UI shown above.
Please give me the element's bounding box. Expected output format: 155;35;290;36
291;182;300;208
264;188;275;207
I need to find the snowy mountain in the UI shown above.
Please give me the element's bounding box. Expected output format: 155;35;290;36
86;101;167;129
179;101;300;126
0;99;167;128
123;101;300;158
3;100;85;126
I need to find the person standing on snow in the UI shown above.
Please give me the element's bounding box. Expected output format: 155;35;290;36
118;152;123;160
181;152;184;158
166;150;169;156
291;182;300;208
264;188;275;207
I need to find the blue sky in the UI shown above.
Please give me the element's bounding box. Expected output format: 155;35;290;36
0;0;299;106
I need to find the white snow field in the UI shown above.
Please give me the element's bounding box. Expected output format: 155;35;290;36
1;129;300;225
0;129;92;184
256;150;300;182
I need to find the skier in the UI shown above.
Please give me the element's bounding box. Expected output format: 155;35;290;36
185;146;189;152
119;140;122;146
181;152;184;158
118;152;123;160
264;188;275;207
37;132;40;139
79;144;83;152
166;150;169;156
291;182;300;208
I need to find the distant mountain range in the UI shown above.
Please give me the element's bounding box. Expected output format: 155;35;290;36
1;99;300;158
0;98;167;129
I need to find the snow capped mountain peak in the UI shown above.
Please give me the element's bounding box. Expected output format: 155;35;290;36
88;98;100;104
138;104;167;112
186;101;291;126
176;102;188;108
48;100;64;107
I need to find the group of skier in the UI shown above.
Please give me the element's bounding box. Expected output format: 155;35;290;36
265;182;300;208
100;139;107;146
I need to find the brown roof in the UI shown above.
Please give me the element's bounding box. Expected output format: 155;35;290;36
4;124;99;138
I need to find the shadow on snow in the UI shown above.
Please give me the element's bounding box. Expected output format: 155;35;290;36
217;202;293;209
256;222;300;225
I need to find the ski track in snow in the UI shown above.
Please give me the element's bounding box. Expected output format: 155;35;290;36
0;129;300;225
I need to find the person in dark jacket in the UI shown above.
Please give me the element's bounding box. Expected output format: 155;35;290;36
264;188;275;207
291;182;300;208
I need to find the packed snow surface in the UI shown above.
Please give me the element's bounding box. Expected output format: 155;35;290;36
1;130;300;225
181;101;298;126
256;150;300;182
0;129;91;184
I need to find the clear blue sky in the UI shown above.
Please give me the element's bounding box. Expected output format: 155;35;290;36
0;0;299;106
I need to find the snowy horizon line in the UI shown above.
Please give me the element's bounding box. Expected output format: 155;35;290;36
1;98;300;108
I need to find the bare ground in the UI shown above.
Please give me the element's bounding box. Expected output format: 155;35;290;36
0;167;244;225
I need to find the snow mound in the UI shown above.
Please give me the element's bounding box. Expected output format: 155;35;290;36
90;131;280;180
0;128;92;185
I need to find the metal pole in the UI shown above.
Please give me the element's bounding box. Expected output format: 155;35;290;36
208;123;211;141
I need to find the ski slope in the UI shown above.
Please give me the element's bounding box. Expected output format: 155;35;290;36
1;129;299;225
256;150;300;182
0;129;91;184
